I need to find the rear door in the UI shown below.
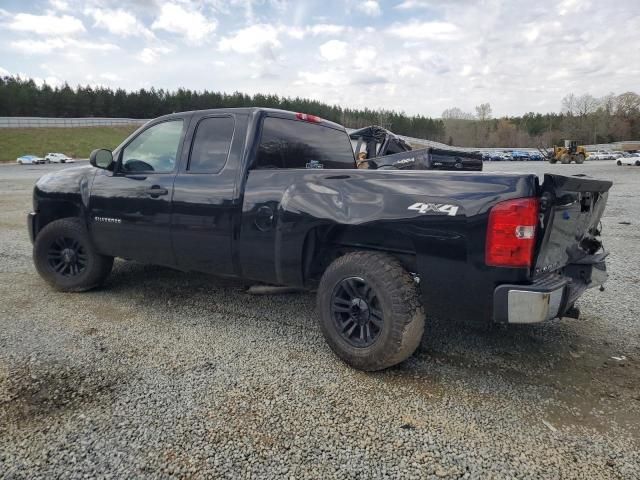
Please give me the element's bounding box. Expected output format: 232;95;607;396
239;114;356;284
89;118;186;265
171;113;248;274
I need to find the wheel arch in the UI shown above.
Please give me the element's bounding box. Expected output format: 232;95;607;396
301;223;418;287
35;200;84;239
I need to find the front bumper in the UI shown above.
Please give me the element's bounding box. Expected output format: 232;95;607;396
27;212;38;244
493;261;607;324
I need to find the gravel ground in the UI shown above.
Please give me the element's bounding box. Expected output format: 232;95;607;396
1;160;639;479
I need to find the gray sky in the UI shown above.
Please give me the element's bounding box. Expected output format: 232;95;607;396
1;0;638;117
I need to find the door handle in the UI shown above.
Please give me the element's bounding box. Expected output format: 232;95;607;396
146;185;168;198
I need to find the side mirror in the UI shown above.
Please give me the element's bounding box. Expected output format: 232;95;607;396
89;149;114;170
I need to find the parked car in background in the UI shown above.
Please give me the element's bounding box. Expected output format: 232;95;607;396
528;152;543;161
490;153;504;161
589;151;615;161
16;155;45;165
617;154;640;166
511;151;530;161
45;153;75;163
588;151;602;160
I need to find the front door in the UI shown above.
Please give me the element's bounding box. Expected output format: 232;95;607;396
88;119;186;266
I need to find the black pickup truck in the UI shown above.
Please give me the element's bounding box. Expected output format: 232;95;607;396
28;108;612;371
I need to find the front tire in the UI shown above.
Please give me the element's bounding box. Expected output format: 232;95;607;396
33;218;113;292
617;160;622;166
317;252;425;371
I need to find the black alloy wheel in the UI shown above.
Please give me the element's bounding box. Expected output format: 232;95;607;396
317;251;425;371
34;218;113;291
47;236;88;277
331;277;383;347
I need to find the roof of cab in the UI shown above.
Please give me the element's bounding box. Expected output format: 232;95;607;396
155;107;346;131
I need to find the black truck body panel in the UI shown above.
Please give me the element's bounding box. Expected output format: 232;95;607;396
30;107;612;325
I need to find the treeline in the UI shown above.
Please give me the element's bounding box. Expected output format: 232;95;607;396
0;77;445;141
442;92;640;147
3;77;638;147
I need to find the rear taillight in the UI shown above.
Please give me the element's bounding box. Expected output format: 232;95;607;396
295;112;321;123
486;197;539;268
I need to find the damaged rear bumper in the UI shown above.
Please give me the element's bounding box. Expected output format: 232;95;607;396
493;259;607;324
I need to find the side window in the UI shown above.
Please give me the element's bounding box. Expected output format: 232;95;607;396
121;120;183;173
188;116;235;173
255;117;355;169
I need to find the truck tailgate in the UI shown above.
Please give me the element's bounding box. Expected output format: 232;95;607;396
534;174;612;276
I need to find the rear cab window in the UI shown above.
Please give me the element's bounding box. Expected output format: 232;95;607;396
188;116;235;173
255;117;355;170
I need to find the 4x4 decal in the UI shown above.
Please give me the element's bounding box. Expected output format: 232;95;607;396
408;202;459;216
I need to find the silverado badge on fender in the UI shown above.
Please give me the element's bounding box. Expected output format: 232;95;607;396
94;216;121;224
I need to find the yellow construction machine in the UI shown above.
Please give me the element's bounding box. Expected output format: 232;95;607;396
547;140;588;164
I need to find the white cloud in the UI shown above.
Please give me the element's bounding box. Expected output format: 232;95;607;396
386;20;459;40
7;13;85;35
398;65;422;78
283;26;306;39
460;64;472;76
280;23;348;40
152;3;216;44
558;0;589;15
353;46;377;70
11;38;118;55
13;38;118;55
394;0;431;9
218;24;281;54
308;24;346;36
358;1;382;16
137;47;171;65
319;39;348;61
31;75;63;87
85;8;154;39
524;25;540;42
297;69;345;87
99;72;121;82
49;0;70;11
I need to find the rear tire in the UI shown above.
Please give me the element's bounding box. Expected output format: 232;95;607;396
635;160;640;166
33;218;113;292
576;153;585;164
617;160;622;166
317;251;425;371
